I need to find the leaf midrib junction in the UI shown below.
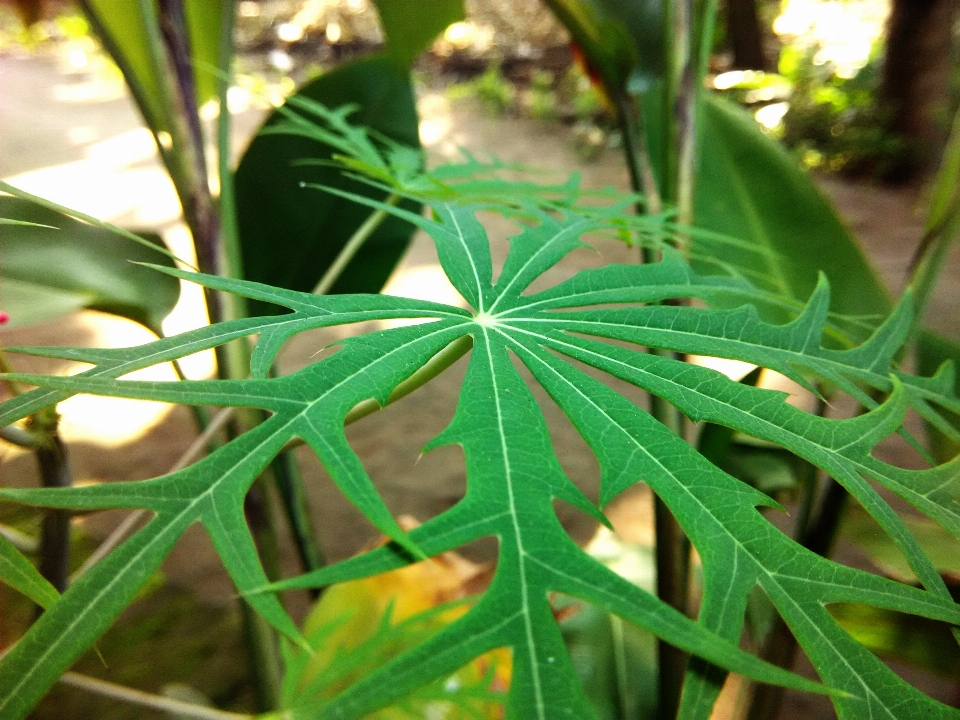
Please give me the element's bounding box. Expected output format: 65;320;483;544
496;322;881;707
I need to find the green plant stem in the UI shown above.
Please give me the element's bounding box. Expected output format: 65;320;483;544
214;0;250;394
272;334;474;455
0;425;41;449
31;410;72;597
240;581;283;712
58;671;254;720
746;476;849;720
614;93;662;217
610;614;633;719
345;335;474;424
653;1;700;714
312;195;401;295
907;104;960;322
271;451;326;580
216;0;243;291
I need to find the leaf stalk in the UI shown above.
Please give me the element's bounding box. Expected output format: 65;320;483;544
58;671;255;720
312;194;402;296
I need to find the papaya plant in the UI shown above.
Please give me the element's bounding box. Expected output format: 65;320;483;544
2;147;960;718
2;1;960;718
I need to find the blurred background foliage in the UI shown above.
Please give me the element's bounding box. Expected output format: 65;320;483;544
4;0;956;178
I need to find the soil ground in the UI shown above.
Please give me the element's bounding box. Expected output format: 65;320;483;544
2;51;959;718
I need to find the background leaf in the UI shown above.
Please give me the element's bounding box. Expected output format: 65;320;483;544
692;95;892;341
234;55;422;315
0;197;180;333
372;0;465;68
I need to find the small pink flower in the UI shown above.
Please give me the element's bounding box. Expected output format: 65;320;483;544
0;312;8;324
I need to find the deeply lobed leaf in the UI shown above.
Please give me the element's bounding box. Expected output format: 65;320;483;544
1;200;958;719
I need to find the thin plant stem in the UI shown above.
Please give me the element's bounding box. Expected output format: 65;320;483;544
312;195;401;295
58;671;255;720
614;93;662;217
653;1;698;715
610;614;633;719
746;478;849;720
0;425;41;448
239;599;283;712
907;104;960;322
33;419;72;596
70;408;235;583
345;335;474;425
271;451;326;580
216;0;243;291
154;0;221;281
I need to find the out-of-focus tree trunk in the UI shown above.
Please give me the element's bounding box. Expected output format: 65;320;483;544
881;0;956;177
727;0;769;70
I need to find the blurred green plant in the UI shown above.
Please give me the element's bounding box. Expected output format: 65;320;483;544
447;63;515;116
779;43;906;177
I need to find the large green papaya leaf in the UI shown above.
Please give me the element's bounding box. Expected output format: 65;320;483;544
234;55;422;316
372;0;464;68
692;94;892;342
2;198;960;718
0;197;179;333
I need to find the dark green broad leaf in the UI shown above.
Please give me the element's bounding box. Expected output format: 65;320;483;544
2;195;960;719
234;55;422;316
372;0;465;68
80;0;222;133
692;94;892;343
0;197;179;333
539;2;891;344
0;534;59;610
